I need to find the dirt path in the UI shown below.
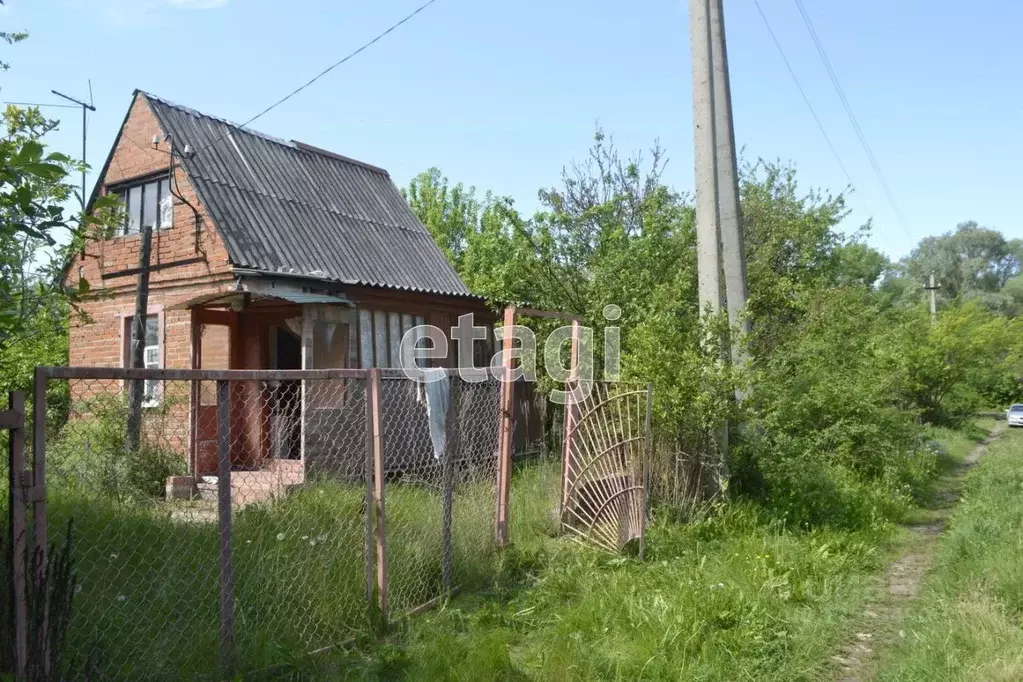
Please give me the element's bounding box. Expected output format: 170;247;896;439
830;424;1005;682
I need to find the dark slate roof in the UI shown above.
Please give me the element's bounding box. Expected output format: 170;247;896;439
141;91;471;297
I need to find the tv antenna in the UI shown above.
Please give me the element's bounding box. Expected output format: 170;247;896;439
51;82;96;211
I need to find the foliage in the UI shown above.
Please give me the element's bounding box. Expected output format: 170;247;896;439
406;133;1023;530
735;286;925;529
48;394;186;501
0;520;79;681
897;302;1022;423
0;42;120;398
885;221;1023;314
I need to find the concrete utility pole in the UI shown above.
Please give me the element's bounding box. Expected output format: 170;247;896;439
690;0;750;349
924;271;940;323
690;0;750;479
690;0;724;319
707;0;750;346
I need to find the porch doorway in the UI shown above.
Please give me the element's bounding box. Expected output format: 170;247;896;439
269;326;302;460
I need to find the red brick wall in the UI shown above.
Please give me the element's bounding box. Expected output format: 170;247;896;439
67;94;235;372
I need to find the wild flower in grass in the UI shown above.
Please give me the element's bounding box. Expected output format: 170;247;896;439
116;595;126;602
309;540;316;547
710;582;725;591
276;532;285;541
302;535;309;540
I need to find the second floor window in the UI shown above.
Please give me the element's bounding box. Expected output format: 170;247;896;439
112;177;173;236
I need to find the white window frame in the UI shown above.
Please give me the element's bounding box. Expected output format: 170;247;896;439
121;311;164;408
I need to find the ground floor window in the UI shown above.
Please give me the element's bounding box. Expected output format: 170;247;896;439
124;314;161;406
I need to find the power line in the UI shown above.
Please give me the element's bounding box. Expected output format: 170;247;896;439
191;0;439;159
750;0;858;195
791;0;914;239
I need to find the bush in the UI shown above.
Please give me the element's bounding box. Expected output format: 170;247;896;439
48;393;185;501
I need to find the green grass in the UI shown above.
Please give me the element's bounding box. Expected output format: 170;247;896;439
323;504;889;681
40;422;1003;679
298;423;1002;681
875;426;1023;681
47;468;536;680
900;419;996;526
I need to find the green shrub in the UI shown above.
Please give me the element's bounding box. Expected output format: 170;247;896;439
48;393;185;501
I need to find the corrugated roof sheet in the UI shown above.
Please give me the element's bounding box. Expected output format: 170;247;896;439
142;92;472;297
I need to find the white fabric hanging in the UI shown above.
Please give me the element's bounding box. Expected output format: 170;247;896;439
422;368;449;461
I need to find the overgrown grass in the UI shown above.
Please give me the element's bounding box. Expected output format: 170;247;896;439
320;503;888;680
295;423;1000;681
48;467;543;680
876;427;1023;681
42;422;1002;679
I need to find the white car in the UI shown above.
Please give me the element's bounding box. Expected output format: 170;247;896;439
1007;404;1023;427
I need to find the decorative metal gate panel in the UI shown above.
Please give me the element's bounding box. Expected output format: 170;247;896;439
561;382;652;556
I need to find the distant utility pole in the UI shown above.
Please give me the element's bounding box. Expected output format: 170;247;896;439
924;271;941;323
51;85;96;210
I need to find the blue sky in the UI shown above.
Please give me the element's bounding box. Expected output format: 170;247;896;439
2;0;1019;259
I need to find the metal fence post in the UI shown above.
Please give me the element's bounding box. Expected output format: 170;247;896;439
7;391;27;680
215;380;235;676
560;321;581;522
368;369;389;622
640;384;653;561
441;376;460;592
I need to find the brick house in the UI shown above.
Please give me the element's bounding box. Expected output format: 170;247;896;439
67;90;495;487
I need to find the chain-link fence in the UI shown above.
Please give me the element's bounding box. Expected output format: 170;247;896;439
10;367;507;679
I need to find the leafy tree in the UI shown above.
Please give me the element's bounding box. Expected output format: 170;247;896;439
0;37;118;395
406;132;1023;528
890;221;1023;313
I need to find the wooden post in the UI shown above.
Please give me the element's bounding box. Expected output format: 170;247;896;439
126;224;153;454
369;369;389;621
495;306;516;547
560;321;581;518
441;375;460;590
7;391;27;680
189;310;202;476
215;380;235;676
30;369;48;679
363;373;374;608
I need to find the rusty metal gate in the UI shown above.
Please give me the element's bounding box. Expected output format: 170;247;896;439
561;382;652;556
